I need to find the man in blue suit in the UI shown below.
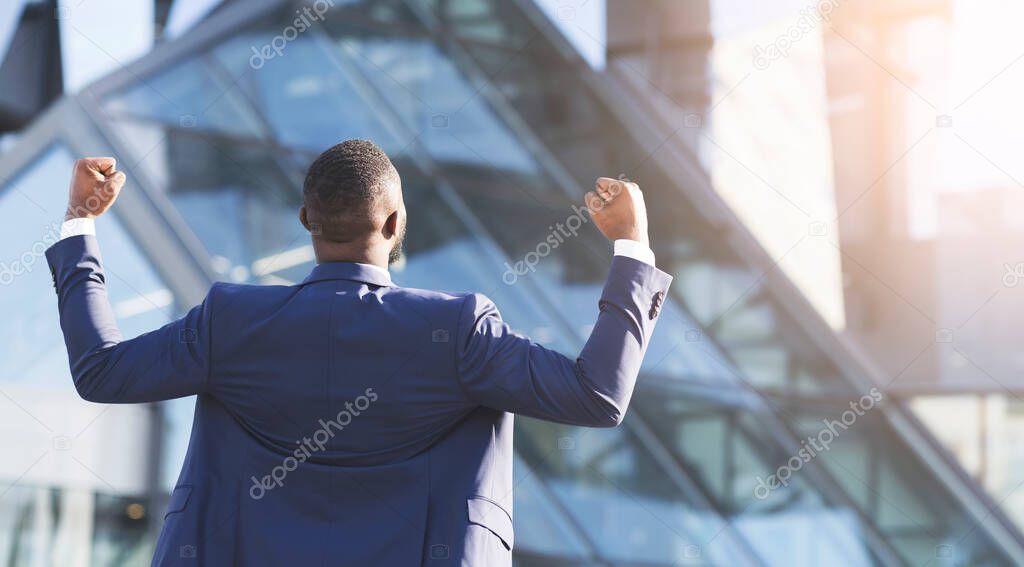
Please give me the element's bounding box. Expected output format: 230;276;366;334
47;140;672;566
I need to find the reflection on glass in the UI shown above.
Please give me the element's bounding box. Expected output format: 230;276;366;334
211;28;410;157
512;455;591;559
516;418;735;565
103;58;264;138
107;121;313;284
333;35;536;172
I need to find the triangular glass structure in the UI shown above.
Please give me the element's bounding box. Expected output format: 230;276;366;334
1;1;1021;565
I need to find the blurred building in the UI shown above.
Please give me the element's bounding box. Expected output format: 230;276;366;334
2;0;1024;566
822;0;954;391
821;0;1024;534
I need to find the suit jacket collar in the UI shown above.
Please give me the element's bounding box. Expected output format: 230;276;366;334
301;262;394;287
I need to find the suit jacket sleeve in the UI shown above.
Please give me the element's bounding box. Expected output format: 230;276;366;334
456;255;672;427
46;234;213;403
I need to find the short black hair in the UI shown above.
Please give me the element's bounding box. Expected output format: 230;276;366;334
303;139;399;242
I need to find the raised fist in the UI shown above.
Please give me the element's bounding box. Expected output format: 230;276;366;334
65;157;126;221
585;177;649;247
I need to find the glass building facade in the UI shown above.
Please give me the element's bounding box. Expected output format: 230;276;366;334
1;0;1022;565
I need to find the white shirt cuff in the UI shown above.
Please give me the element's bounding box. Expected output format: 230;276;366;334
613;239;655;267
59;218;96;240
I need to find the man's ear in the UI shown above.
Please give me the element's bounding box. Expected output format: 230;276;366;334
383;210;399;239
299;206;310;231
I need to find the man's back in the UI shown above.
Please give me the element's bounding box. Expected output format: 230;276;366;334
153;264;517;565
48;151;671;566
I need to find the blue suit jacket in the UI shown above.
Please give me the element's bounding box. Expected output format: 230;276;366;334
47;234;672;566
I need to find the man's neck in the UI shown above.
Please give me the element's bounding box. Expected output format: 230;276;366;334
312;240;389;270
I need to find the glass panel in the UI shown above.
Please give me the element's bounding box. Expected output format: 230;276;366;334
512;455;591;559
106;120;313;284
103;57;265;139
334;34;537;172
633;391;879;564
209;22;412;157
783;400;1002;564
516;418;736;565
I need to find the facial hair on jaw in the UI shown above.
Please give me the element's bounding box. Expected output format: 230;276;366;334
388;222;407;265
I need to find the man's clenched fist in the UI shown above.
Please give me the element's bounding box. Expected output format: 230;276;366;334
64;157;126;221
585;177;649;247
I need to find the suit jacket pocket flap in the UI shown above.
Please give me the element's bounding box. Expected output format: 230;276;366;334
165;485;193;518
466;496;514;550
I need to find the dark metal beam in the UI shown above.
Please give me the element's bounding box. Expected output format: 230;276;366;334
154;0;177;41
0;0;62;133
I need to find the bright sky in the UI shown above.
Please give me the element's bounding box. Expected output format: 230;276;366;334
58;0;220;92
902;0;1024;237
58;0;153;92
938;0;1024;191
